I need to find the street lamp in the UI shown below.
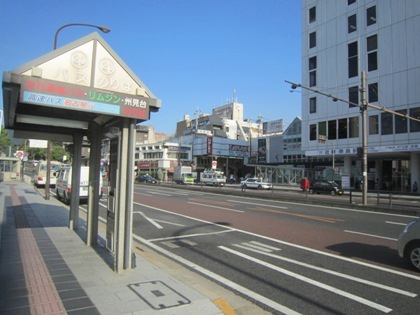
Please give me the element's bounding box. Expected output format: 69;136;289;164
53;23;110;49
44;23;111;200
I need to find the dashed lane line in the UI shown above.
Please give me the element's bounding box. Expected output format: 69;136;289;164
344;230;398;241
188;201;244;213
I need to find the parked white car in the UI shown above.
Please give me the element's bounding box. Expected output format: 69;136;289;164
240;178;272;190
398;218;420;271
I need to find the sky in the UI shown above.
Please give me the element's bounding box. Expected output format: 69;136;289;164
0;0;302;135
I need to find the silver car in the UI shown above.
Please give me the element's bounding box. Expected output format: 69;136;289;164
240;178;272;190
398;218;420;271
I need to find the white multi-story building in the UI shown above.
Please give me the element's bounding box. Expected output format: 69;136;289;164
301;0;420;191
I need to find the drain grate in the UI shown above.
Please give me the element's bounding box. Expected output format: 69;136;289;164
128;280;191;310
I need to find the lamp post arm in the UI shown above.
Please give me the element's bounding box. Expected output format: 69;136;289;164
53;23;111;49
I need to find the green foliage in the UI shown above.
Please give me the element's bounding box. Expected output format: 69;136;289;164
26;147;45;160
25;142;70;162
0;129;11;151
52;145;70;162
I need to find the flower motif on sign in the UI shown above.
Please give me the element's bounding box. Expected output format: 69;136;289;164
99;58;116;75
70;51;89;69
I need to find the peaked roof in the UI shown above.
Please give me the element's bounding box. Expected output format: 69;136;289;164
2;32;161;141
11;32;159;102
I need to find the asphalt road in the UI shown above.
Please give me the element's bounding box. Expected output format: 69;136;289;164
47;181;420;314
127;183;420;314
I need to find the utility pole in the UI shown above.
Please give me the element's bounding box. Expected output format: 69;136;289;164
360;71;368;205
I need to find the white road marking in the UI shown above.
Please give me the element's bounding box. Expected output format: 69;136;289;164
219;246;393;313
153;219;185;227
232;244;416;297
344;230;398;241
161;241;179;249
188;201;244;213
228;196;418;218
135;202;420;280
134;211;163;229
249;240;282;251
133;234;301;315
386;221;408;226
228;199;288;209
234;242;281;253
146;191;176;196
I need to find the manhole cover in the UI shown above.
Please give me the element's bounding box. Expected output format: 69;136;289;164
128;280;191;310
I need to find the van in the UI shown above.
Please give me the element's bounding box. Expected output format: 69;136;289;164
200;170;226;186
25;160;62;187
55;166;103;204
309;180;343;196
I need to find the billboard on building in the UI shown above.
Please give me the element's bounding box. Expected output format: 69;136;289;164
206;136;213;155
258;138;267;163
263;119;284;135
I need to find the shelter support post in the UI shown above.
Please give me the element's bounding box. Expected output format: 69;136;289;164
114;118;136;273
86;122;103;246
68;133;83;230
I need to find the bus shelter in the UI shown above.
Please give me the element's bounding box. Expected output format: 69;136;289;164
2;32;161;273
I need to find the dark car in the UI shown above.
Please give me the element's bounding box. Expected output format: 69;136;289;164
136;174;158;184
309;180;343;196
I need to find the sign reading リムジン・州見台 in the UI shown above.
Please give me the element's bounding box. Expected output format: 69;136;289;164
20;76;158;120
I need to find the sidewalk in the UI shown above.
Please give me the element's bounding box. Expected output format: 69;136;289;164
0;181;266;315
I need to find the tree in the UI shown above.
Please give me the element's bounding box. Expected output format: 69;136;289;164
52;145;70;162
0;129;11;153
27;147;45;160
22;141;70;162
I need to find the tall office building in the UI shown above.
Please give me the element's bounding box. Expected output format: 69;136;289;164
301;0;420;191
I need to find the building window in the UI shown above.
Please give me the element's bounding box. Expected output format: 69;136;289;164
309;56;317;87
349;86;359;107
310;124;317;140
309;31;316;48
367;6;376;26
348;41;358;78
309;6;316;23
367;35;378;71
409;107;420;132
381;112;393;135
338;118;348;139
309;97;317;113
395;109;408;134
349;116;359;138
368;82;378;102
348;14;357;33
318;121;326;138
369;115;379;135
348;0;356;5
328;120;337;140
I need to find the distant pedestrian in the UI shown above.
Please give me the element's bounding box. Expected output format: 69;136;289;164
413;181;418;193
